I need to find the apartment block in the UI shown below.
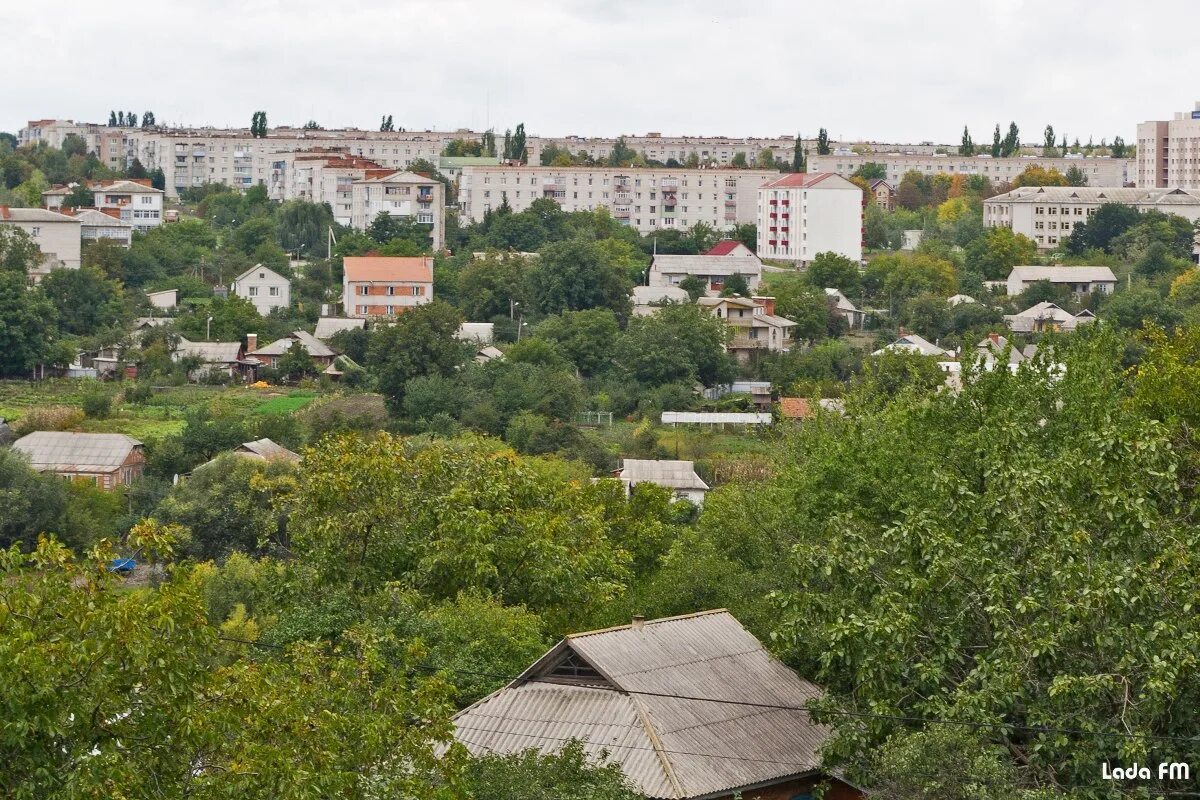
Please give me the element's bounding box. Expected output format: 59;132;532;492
756;173;863;266
458;165;777;232
807;153;1132;188
270;151;391;224
1136;102;1200;189
91;179;165;232
350;171;445;249
984;185;1200;252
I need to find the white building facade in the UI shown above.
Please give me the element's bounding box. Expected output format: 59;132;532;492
807;153;1132;188
984;186;1200;251
231;264;291;315
350;171;445;249
91;180;165;232
756;173;863;265
0;207;82;275
458;165;776;233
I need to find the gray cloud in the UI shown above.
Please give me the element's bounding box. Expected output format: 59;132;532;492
2;0;1196;143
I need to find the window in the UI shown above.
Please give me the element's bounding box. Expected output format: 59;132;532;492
248;286;259;296
269;286;279;296
30;226;40;236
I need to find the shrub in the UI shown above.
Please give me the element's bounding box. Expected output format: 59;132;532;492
81;391;113;419
124;383;154;404
11;405;86;435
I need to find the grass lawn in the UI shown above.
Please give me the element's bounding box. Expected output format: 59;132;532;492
253;392;317;415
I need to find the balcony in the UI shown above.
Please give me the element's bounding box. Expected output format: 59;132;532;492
417;193;434;204
613;207;631;218
781;199;790;206
729;335;769;350
769;212;777;219
769;198;778;205
725;199;737;207
614;192;632;204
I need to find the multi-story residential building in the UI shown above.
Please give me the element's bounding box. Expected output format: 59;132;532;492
343;256;434;317
458;165;777;232
91;179;165;232
1136;102;1200;189
756;173;863;266
269;151;391;224
807;152;1132;188
231;264;291;315
0;206;82;275
350;170;445;249
869;178;894;210
984;185;1200;251
698;295;796;361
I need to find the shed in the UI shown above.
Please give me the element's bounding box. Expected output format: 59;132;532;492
617;459;709;505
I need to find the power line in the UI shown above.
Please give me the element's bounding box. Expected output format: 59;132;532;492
215;635;1200;746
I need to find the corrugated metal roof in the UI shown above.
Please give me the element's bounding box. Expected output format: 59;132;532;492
1008;266;1116;284
620;459;709;491
13;431;140;473
453;611;830;799
174;338;242;363
651;255;763;278
237;438;301;462
254;331;336;358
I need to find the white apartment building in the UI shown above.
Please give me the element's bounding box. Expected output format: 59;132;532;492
756;173;863;266
0;206;82;276
458;165;777;233
807;153;1132;188
350;171;445;249
231;264;291;315
1136;102;1200;189
984;185;1200;251
91;180;165;232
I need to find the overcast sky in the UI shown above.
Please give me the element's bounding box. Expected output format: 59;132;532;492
4;0;1197;144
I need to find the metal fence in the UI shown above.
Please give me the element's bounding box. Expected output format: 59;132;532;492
575;411;614;427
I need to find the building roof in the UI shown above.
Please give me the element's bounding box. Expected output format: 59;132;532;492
1008;266;1116;285
761;172;845;189
353;169;437;185
986;185;1200;206
456;322;495;342
619;459;709;491
343;256;433;283
231;263;289;285
778;397;844;420
947;293;977;305
868;178;893;190
313;317;365;340
254;330;337;358
873;333;952;357
651;255;763;277
453;610;830;800
13;431;141;473
824;288;861;313
92;179;164;195
704;240;750;256
0;206;80;223
71;208;133;228
174;338;243;364
237;438;301;463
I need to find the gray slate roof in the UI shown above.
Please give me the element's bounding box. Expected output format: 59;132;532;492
651;255;763;277
174;338;242;364
453;610;830;799
314;317;366;340
13;431;141;472
254;330;336;358
619;459;709;491
987;185;1200;206
237;438;301;463
1008;266;1116;284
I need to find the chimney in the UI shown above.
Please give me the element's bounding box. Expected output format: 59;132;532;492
631;615;645;631
989;332;1001;345
246;333;257;353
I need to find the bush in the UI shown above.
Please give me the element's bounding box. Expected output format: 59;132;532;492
11;405;85;435
124;383;154;404
81;391;113;419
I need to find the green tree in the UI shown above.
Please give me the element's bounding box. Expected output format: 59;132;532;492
614;303;733;387
851;162;887;181
0;272;59;377
816;127;831;155
805;251;862;295
0;225;41;273
1001;121;1020;156
462;740;641;800
1042;123;1056;155
677;274;708;302
792;133;806;172
963;226;1038;280
367;301;466;413
958;125;975;156
526;239;632;317
719;272;750;296
0;534;462;800
535;308;620;377
0;448;69;550
1064;164;1087;186
276;339;318;381
991;124;1002;157
39;265;127;336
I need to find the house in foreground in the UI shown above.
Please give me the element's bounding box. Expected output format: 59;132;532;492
231;264;291;315
173;338;258;381
249;330;338;371
12;431;144;489
452;610;862;800
616;458;710;505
